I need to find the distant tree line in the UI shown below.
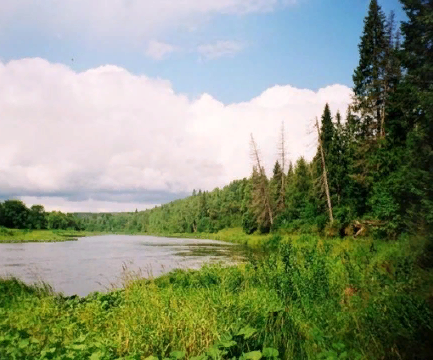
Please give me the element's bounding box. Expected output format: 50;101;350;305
2;0;432;240
0;200;82;231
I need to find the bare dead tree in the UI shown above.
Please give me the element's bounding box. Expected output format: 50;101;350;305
250;134;274;225
277;122;287;209
315;117;334;223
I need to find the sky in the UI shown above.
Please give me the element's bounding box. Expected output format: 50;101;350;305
0;0;406;212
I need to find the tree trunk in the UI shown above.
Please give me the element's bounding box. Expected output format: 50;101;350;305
315;117;334;223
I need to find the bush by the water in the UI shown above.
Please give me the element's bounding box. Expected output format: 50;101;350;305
1;234;432;360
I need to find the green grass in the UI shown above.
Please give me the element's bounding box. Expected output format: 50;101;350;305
1;233;432;360
141;228;278;248
0;228;98;243
0;226;288;246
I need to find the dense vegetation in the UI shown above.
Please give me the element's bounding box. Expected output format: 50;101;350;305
0;200;82;231
1;234;432;359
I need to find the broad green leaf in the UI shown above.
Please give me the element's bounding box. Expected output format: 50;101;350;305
244;351;262;360
190;355;208;360
206;347;221;360
90;351;105;360
170;351;186;360
219;340;237;348
145;356;159;360
262;348;279;358
236;325;257;339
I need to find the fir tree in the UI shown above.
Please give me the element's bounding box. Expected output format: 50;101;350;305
251;166;272;233
352;0;388;139
320;103;334;155
270;160;284;213
286;157;314;221
312;104;335;217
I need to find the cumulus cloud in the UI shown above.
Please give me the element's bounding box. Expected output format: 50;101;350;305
0;58;351;211
146;40;178;60
197;40;245;60
0;0;297;40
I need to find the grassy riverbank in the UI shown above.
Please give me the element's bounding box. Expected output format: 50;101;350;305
142;228;274;248
0;228;98;243
0;226;263;245
1;233;432;360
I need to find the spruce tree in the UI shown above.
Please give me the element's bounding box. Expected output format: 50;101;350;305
330;111;344;206
312;104;335;217
250;166;272;233
352;0;388;138
270;160;284;213
320;103;334;155
286;157;314;222
397;0;433;230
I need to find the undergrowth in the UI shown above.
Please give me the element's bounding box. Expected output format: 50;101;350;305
1;234;432;359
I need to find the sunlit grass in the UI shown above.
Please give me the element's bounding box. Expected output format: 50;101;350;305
1;233;432;359
0;228;100;243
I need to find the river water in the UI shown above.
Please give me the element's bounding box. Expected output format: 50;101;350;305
0;235;246;296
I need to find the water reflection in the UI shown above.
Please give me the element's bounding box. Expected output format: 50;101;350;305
0;235;247;296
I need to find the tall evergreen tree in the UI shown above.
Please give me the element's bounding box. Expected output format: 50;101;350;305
320;103;334;155
352;0;388;139
286;157;314;222
313;104;335;218
330;111;345;206
251;166;272;233
396;0;433;230
270;160;284;213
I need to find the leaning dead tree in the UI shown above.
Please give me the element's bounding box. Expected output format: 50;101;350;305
277;122;287;210
250;134;274;225
315;117;334;223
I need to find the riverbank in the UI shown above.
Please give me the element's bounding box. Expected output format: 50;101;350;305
142;227;275;248
0;228;99;243
0;226;273;246
1;233;432;359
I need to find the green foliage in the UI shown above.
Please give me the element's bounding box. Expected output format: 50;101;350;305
0;199;82;233
0;200;30;229
1;234;432;359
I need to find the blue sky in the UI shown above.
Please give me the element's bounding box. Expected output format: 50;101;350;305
0;0;407;212
1;0;406;104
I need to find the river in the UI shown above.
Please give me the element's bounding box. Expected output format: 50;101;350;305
0;235;246;296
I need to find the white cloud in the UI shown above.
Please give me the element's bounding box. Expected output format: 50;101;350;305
146;40;178;60
197;40;245;60
0;58;351;212
0;0;297;40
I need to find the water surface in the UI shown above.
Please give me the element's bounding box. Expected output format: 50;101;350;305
0;235;245;296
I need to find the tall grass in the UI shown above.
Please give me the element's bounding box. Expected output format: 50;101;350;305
1;234;432;359
0;228;98;243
